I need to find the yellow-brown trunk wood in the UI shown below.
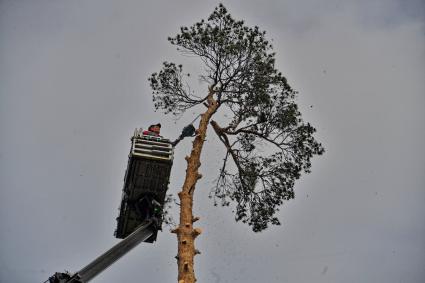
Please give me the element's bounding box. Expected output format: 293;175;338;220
174;90;218;283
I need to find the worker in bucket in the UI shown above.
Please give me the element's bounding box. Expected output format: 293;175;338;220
142;122;198;146
143;123;162;137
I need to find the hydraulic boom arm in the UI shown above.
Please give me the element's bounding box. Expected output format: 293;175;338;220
48;220;156;283
48;128;177;283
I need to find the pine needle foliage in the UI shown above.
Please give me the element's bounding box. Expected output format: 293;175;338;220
149;4;324;232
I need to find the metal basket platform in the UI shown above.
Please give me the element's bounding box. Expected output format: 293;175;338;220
115;129;174;242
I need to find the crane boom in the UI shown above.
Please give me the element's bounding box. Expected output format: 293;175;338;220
47;129;177;283
48;220;155;283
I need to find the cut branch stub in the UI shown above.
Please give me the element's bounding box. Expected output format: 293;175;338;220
192;228;202;238
192;216;200;223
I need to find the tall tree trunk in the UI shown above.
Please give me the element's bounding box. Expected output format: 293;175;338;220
172;88;218;283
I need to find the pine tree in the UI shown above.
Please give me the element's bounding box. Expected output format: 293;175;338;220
149;4;324;282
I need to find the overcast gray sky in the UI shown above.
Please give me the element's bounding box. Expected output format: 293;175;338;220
1;1;424;282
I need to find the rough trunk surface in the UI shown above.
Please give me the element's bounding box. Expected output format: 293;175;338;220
172;89;218;283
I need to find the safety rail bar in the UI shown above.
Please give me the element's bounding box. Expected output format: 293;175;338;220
131;128;173;162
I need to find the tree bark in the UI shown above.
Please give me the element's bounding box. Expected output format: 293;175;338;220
172;88;218;283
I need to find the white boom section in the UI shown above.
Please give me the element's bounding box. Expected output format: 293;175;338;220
70;220;154;282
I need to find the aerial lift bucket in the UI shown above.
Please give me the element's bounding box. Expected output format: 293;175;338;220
115;128;174;242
